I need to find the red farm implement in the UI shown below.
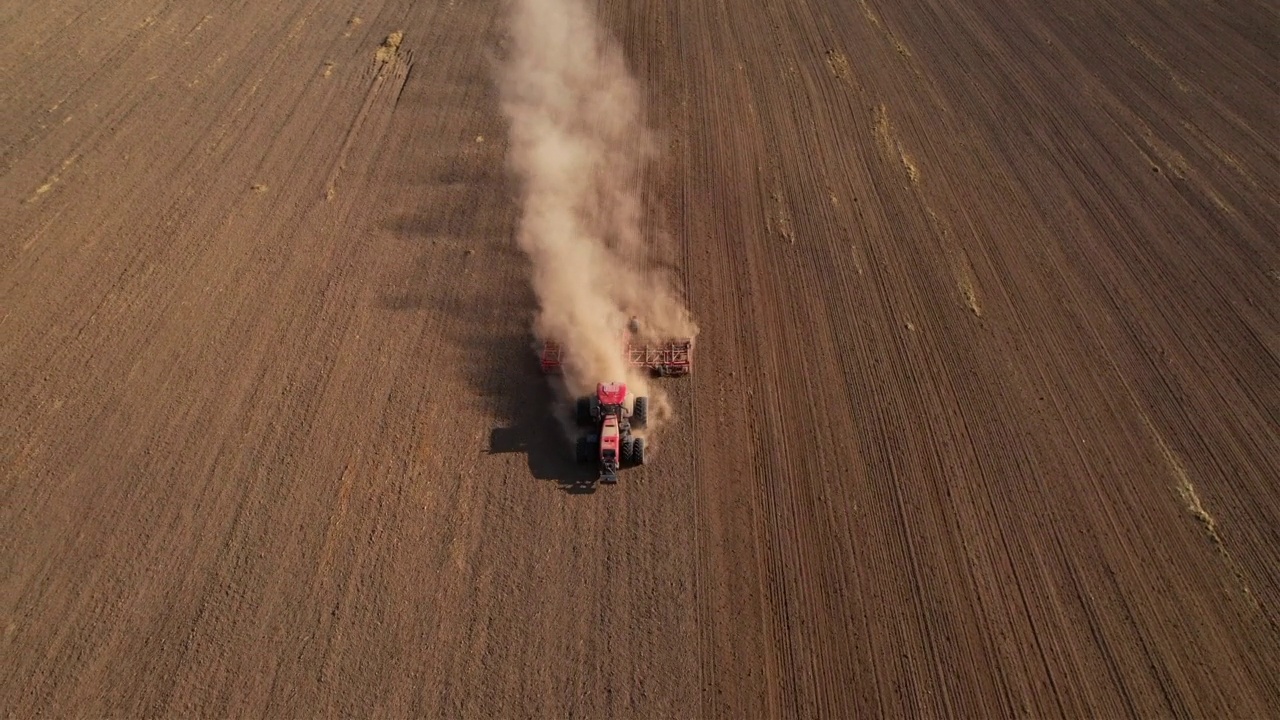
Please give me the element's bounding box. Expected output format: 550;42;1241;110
539;338;692;377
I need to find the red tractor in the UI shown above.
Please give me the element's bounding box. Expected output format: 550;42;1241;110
573;381;647;483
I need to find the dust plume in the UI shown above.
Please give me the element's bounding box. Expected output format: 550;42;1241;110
494;0;696;432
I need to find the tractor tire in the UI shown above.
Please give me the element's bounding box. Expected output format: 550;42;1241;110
575;396;597;427
575;436;592;463
621;437;636;467
631;396;648;429
632;437;646;466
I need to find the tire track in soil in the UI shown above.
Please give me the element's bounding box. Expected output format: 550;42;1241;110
670;0;1280;712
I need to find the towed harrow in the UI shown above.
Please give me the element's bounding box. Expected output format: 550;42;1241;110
539;339;692;376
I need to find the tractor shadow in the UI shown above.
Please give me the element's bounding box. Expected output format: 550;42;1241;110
381;226;598;492
482;353;600;493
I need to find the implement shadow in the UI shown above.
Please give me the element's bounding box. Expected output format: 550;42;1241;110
381;223;597;491
375;65;595;490
369;26;593;489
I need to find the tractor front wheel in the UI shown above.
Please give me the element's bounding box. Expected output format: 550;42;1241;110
632;437;646;466
576;396;599;427
631;396;648;429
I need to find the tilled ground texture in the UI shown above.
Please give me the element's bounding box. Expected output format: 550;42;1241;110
3;0;1277;718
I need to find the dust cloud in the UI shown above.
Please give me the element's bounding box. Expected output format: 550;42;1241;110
494;0;696;432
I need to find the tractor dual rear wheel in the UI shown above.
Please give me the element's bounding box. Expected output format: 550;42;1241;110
621;436;646;466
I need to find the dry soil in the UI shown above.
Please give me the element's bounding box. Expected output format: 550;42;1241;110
3;0;1278;717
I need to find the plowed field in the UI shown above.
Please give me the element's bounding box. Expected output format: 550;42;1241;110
4;0;1278;717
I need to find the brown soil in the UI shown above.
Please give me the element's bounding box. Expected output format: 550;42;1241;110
3;0;1277;717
